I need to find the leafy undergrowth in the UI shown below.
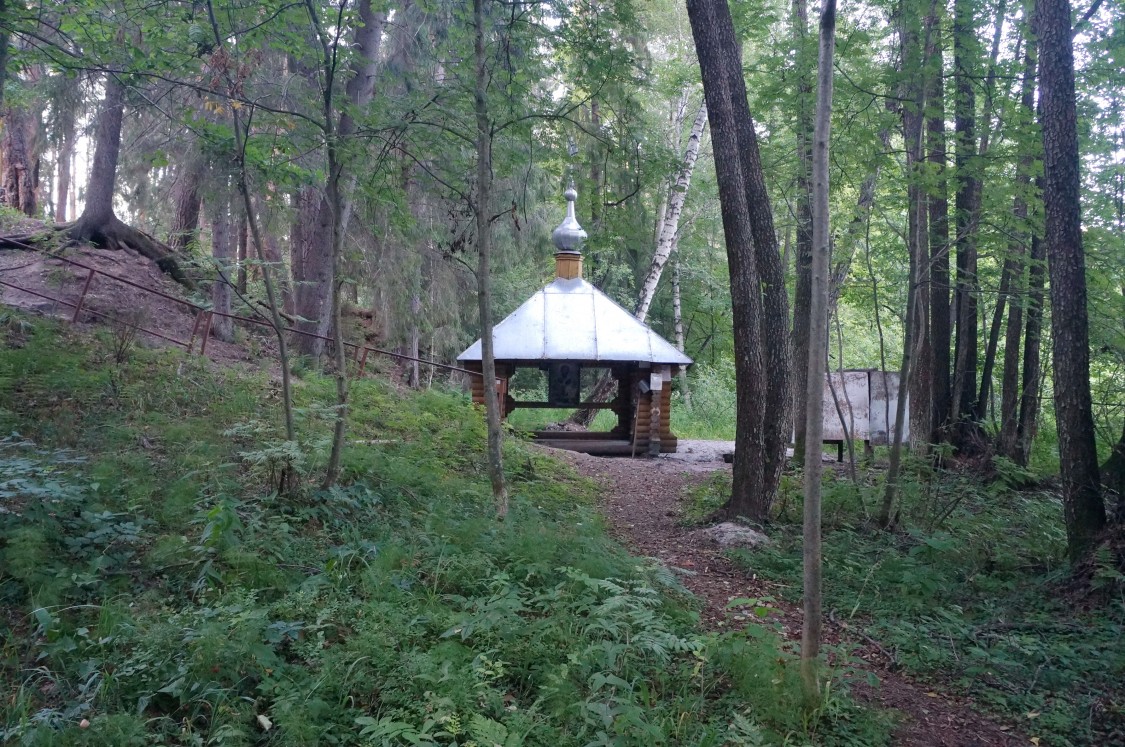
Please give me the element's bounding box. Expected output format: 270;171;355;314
713;461;1125;746
0;317;889;746
670;360;737;441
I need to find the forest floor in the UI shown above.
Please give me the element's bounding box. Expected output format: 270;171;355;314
2;243;1108;744
556;443;1026;747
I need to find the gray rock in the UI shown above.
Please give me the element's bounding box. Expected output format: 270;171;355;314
698;522;770;549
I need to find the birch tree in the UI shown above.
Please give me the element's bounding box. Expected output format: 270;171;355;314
635;99;707;324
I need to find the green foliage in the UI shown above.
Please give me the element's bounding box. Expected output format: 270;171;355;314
672;358;737;441
681;471;733;523
729;464;1125;745
0;318;888;745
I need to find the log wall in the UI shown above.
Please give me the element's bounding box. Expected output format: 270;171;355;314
628;366;678;454
465;362;511;418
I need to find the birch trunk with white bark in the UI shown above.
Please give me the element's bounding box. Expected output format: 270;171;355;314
635;99;708;323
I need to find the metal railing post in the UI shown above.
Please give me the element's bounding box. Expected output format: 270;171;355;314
199;311;214;356
187;309;205;353
70;268;97;323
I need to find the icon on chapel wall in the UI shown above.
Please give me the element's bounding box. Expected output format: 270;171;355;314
548;362;581;407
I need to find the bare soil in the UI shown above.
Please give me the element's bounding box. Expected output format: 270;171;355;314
0;246;272;369
552;443;1025;747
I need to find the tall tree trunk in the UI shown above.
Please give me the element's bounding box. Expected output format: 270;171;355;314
291;186;333;357
906;97;932;450
951;0;980;436
305;0;384;486
672;260;691;409
726;10;792;505
999;6;1038;459
208;174;235;343
997;268;1025;456
408;293;421;388
997;247;1026;453
927;14;952;440
1015;231;1045;465
235;204;248;295
977;254;1014;421
169;156;205;254
588;100;603;232
801;0;835;701
2;103;39;215
74;75;125;231
286;51;332;359
828;125;891;310
973;0;1014;422
570;97;707;428
54;74;191;285
1102;420;1125;514
635;99;707;323
473;0;508;517
335;2;385;237
908;0;944;450
687;0;769;518
55;93;76;223
291;0;385;369
791;0;816;466
67;151;76;220
1038;0;1105;560
880;0;929;526
203;0;297;487
952;0;1009;441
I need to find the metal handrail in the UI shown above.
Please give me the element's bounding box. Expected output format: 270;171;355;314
0;256;482;377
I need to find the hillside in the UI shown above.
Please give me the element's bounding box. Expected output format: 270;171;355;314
0;243;262;368
0;314;896;746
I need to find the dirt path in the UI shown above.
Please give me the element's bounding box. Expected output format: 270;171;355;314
557;443;1025;747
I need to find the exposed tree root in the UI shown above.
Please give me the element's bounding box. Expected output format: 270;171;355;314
0;217;194;289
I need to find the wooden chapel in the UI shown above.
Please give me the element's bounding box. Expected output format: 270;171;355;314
457;187;692;456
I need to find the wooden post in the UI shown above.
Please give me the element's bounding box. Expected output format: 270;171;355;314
495;364;510;419
71;268;97;323
611;366;630;436
648;370;663;456
187;309;206;353
199;311;214;356
630;401;641;457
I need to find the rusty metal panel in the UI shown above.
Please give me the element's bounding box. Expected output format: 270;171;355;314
868;371;910;445
822;371;871;441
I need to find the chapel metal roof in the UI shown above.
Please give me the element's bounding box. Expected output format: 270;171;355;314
458;186;692;366
457;276;693;364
